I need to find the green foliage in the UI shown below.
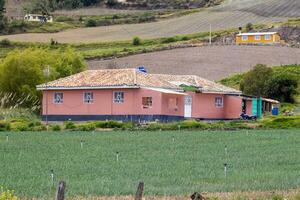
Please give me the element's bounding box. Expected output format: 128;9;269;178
106;0;118;7
132;36;142;46
219;73;244;90
0;121;10;131
76;122;96;131
85;19;97;27
162;37;178;43
51;124;61;131
240;64;273;97
245;23;253;32
260;116;300;129
55;16;74;22
64;121;76;130
221;65;300;103
0;0;7;33
0;47;86;109
280;103;296;114
0;187;18;200
265;73;298;103
0;39;11;47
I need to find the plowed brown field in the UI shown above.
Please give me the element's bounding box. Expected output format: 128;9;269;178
1;0;300;43
87;45;300;80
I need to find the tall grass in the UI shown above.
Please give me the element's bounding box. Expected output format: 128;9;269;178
0;92;40;120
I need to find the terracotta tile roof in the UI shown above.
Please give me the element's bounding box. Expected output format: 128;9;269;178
37;68;241;94
37;69;178;90
152;74;241;94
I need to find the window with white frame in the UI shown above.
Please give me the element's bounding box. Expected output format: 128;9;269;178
254;35;261;41
142;97;152;108
84;92;93;104
113;92;124;103
215;97;223;108
264;34;271;40
242;35;248;41
54;93;63;104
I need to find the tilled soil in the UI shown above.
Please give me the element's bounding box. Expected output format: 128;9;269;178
87;45;300;81
1;0;299;43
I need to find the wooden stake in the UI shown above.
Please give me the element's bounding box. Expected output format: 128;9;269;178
224;163;227;178
55;181;66;200
135;182;144;200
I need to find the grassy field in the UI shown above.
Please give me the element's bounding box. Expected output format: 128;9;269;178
1;0;299;43
0;129;300;198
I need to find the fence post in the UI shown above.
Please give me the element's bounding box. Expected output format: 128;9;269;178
55;181;66;200
135;182;144;200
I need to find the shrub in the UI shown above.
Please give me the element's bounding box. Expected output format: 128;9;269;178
162;37;177;43
0;38;11;47
0;121;10;131
106;0;118;7
132;36;142;46
85;19;97;27
0;187;18;200
261;116;300;129
95;121;124;129
76;123;96;131
64;121;76;130
51;124;61;131
178;120;209;130
10;121;29;131
181;36;190;41
55;16;74;22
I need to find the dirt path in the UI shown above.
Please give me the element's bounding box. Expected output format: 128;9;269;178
87;46;300;80
1;0;299;43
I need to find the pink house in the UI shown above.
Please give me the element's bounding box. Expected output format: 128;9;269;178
37;68;249;122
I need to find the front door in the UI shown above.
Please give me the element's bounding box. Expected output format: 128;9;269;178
184;96;192;118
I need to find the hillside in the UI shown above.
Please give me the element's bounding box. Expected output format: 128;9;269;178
87;46;300;81
1;0;299;43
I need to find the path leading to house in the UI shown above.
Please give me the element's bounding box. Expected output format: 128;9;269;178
1;0;300;43
87;45;300;81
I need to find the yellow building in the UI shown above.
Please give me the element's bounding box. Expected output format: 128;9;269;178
236;32;281;45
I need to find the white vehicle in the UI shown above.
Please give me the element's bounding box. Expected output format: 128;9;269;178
24;14;53;23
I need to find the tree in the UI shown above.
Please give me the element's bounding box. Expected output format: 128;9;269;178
245;23;253;32
0;0;7;32
132;36;142;46
240;64;273;97
0;47;86;108
265;73;298;103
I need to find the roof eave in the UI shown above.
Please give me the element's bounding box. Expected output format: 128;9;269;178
36;85;140;91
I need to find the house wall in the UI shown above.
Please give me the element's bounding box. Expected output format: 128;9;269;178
161;93;185;116
42;88;243;121
236;34;281;45
187;93;242;119
42;88;184;121
224;96;243;119
190;93;225;119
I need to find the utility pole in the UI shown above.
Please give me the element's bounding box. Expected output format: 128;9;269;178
209;24;212;45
